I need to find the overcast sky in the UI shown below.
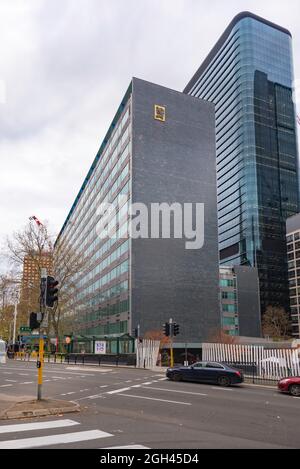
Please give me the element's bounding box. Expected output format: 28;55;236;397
0;0;299;259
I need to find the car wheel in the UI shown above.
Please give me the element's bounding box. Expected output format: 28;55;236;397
173;373;182;382
289;384;300;397
218;376;230;387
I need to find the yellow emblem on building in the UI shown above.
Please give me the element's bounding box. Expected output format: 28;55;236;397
154;105;166;122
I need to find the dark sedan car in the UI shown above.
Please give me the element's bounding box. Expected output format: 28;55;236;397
278;377;300;397
166;361;244;387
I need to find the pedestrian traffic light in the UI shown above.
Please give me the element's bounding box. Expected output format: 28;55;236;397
163;322;171;337
46;276;59;308
29;312;40;331
173;323;180;336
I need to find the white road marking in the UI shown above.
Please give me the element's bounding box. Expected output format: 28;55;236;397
0;430;113;449
141;386;207;397
103;445;150;449
21;382;34;385
158;378;167;381
65;392;76;395
142;382;153;385
211;387;233;392
0;419;79;435
2;367;96;377
0;384;12;388
118;393;192;406
131;385;141;388
100;385;109;388
66;367;111;373
5;380;17;383
107;387;131;395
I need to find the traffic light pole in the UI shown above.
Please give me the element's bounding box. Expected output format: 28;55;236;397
169;318;174;368
37;269;47;401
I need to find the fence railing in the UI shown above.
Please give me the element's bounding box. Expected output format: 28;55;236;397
203;343;300;383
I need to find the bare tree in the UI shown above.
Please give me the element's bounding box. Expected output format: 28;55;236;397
0;275;17;341
207;328;238;344
5;221;53;330
50;238;90;351
262;306;291;340
4;221;89;350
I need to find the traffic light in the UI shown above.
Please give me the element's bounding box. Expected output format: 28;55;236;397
163;322;171;337
173;323;180;336
46;276;59;308
30;312;40;331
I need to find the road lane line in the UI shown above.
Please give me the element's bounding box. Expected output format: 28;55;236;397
211;387;233;392
118;393;192;406
5;380;17;383
107;387;131;395
0;420;79;434
141;386;207;397
2;367;95;377
0;430;113;449
0;385;12;388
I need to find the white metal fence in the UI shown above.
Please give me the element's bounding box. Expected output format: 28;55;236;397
136;339;160;369
202;343;300;380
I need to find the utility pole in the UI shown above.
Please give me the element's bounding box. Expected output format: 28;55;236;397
12;291;19;346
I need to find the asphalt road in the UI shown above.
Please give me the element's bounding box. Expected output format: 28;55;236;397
0;360;299;449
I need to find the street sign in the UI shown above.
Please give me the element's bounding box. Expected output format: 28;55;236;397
95;341;106;355
20;327;31;333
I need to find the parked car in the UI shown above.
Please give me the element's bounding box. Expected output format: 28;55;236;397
278;377;300;397
166;361;244;387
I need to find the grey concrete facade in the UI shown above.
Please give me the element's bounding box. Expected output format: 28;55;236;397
130;78;220;342
234;266;262;337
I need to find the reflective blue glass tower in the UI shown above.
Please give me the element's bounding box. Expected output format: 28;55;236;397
184;12;300;313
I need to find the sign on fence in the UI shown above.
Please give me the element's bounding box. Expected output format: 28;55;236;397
94;341;106;355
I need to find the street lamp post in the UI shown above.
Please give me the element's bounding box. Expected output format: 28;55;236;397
12;291;19;346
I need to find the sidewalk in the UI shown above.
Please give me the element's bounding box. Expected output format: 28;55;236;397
0;394;80;421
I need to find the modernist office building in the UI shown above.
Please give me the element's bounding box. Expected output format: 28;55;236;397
56;78;220;351
185;12;300;314
220;266;261;337
286;214;300;338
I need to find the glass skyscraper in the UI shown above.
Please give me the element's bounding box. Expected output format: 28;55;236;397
185;12;300;313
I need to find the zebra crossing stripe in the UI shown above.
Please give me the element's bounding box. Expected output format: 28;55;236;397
0;419;79;435
0;430;113;449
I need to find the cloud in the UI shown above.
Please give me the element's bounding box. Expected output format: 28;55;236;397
0;0;299;263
